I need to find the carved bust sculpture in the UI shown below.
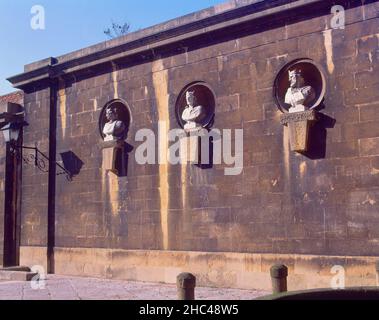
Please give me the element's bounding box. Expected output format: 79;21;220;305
285;69;316;113
102;107;126;142
181;91;204;132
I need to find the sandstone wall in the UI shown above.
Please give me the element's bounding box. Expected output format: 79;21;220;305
14;0;379;288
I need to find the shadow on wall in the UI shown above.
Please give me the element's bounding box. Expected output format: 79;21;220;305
301;106;336;160
195;132;218;170
196;136;214;170
119;142;134;177
60;151;84;177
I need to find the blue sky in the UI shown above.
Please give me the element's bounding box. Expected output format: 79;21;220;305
0;0;224;95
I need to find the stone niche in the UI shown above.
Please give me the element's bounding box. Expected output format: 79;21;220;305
274;59;326;153
175;82;215;165
99;99;131;175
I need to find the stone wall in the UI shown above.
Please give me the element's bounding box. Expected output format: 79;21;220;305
0;131;5;266
8;0;379;288
49;0;379;256
20;86;50;248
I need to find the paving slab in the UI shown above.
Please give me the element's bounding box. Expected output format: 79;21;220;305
0;275;269;300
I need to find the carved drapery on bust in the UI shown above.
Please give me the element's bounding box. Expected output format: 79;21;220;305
176;83;216;165
181;91;204;133
99;100;130;176
102;107;127;142
285;69;316;113
274;59;326;153
176;82;215;132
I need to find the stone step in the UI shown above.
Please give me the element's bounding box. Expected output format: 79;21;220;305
0;270;38;281
1;266;31;272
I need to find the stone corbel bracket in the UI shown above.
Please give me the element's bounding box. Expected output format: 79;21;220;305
101;140;125;175
280;110;319;153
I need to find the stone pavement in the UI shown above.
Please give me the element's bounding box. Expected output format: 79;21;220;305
0;275;269;300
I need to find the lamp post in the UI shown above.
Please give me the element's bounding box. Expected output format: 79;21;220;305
0;102;72;268
1;122;23;144
0;106;72;180
0;103;26;267
0;102;26;138
0;103;29;161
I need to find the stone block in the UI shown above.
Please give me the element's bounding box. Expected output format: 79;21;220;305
280;110;319;152
344;85;379;106
0;270;38;281
355;70;379;89
360;137;379;156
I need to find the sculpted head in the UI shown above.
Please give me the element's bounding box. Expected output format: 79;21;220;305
289;68;305;88
186;90;196;107
106;106;118;122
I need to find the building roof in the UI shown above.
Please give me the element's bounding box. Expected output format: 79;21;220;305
0;91;23;105
6;0;348;89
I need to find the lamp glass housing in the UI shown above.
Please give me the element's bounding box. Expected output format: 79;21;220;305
2;123;21;143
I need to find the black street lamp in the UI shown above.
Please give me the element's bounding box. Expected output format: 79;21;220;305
0;102;27;142
0;102;72;268
0;102;72;181
1;122;25;144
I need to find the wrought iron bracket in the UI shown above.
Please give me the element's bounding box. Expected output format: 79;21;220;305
10;143;72;181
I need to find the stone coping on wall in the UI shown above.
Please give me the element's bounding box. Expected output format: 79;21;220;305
7;0;336;88
19;246;379;291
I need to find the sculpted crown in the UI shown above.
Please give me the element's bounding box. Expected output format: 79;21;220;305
288;68;302;77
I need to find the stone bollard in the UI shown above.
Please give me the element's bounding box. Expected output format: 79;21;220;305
270;264;288;294
177;273;196;300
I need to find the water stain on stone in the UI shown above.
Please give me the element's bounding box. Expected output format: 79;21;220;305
58;79;68;139
152;59;170;250
323;30;335;74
